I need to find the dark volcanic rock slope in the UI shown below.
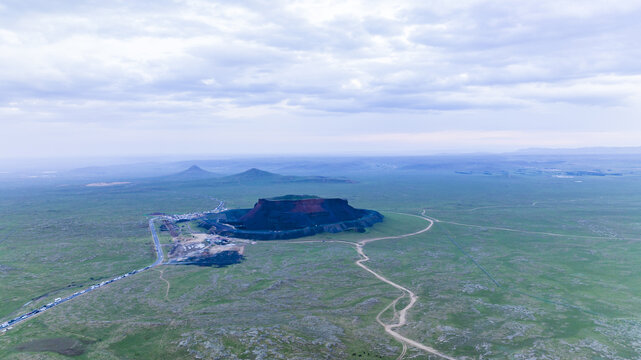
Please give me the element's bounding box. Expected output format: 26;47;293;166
201;196;383;240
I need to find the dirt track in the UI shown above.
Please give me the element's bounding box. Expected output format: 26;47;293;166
285;212;456;360
355;213;456;360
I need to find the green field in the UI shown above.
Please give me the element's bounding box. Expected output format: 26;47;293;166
1;171;641;358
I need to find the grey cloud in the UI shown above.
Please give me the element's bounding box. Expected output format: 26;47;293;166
1;0;640;122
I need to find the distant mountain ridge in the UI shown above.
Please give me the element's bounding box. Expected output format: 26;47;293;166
222;168;281;181
512;146;641;155
220;168;355;184
134;166;355;185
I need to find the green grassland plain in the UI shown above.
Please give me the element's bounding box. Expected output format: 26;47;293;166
1;172;641;358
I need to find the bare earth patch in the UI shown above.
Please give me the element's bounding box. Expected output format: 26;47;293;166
85;182;131;187
15;337;87;356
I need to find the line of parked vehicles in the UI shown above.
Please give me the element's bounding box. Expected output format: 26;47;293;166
1;200;226;333
0;265;153;332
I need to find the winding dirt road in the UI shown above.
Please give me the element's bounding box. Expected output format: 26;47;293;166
355;214;456;360
155;268;171;300
287;212;455;360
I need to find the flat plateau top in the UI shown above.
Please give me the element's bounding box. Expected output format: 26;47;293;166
264;195;322;201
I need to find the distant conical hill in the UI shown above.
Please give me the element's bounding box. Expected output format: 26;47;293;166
160;165;219;180
222;168;283;181
221;168;355;184
179;165;213;176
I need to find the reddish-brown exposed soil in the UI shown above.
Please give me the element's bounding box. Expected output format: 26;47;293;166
239;197;366;231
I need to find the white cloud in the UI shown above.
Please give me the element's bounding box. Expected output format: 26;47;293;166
201;78;219;86
1;0;641;157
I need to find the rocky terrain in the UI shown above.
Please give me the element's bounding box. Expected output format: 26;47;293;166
200;195;383;240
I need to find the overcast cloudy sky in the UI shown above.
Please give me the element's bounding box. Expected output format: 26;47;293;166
2;0;641;158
